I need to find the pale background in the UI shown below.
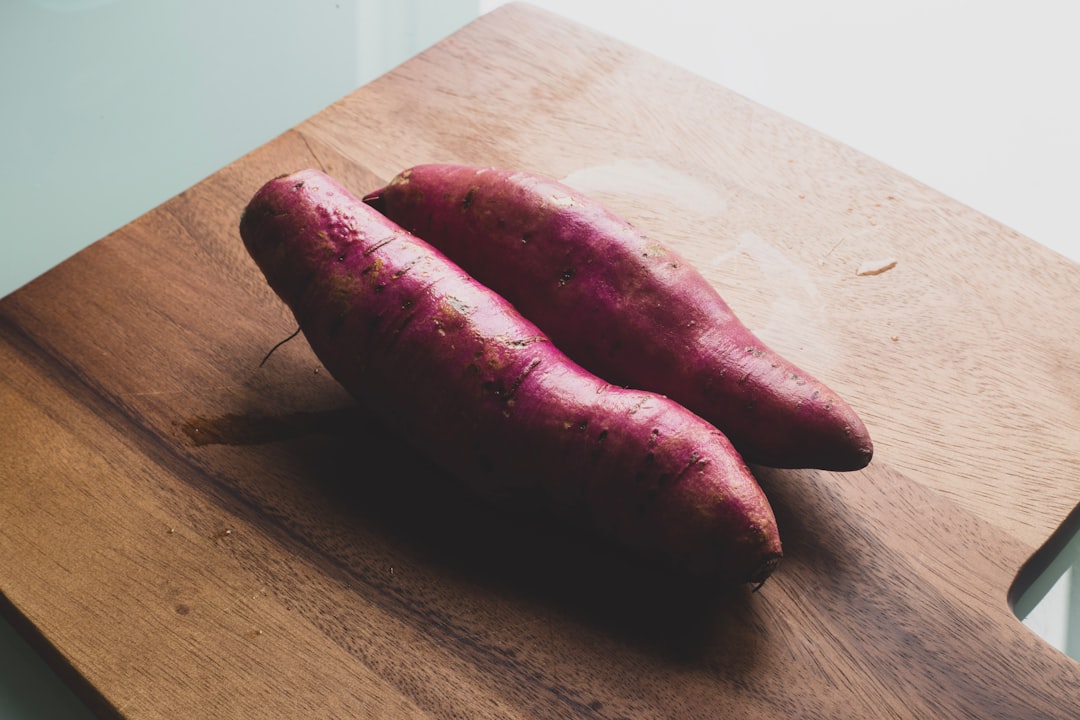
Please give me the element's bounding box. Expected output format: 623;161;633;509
1;1;1077;716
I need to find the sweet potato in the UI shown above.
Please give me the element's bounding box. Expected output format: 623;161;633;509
363;164;872;471
240;169;781;583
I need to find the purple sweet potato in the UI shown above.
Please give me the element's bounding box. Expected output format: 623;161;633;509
240;169;781;583
363;164;872;471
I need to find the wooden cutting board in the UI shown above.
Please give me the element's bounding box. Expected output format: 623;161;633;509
2;4;1078;718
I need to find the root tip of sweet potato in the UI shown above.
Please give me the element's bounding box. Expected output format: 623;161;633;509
361;189;386;212
839;437;874;471
856;443;874;468
748;553;782;587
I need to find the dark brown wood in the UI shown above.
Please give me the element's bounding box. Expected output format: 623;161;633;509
2;4;1078;718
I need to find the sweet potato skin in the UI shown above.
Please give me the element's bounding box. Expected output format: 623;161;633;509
363;164;872;471
240;169;781;583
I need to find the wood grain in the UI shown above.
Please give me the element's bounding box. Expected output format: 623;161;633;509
2;3;1079;718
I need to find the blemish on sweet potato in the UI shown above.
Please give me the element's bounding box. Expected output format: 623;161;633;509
462;186;478;210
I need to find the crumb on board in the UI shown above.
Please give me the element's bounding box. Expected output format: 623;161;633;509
856;258;898;276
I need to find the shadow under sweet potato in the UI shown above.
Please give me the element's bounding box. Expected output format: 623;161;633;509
185;403;771;664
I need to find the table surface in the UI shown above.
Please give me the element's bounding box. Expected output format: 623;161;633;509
2;3;1080;718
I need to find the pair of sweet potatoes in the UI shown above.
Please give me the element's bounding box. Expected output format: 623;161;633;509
240;165;871;585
